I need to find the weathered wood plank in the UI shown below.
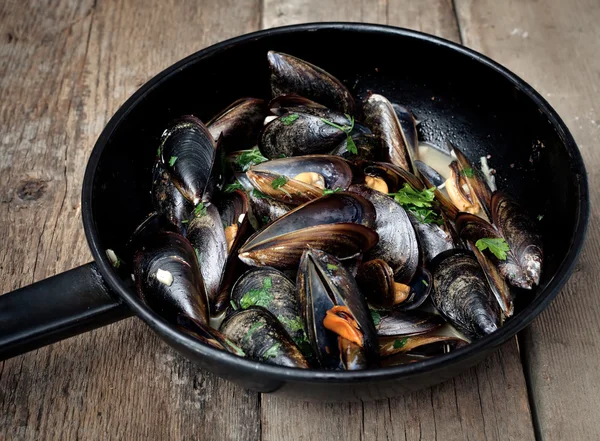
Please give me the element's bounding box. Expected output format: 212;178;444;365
455;0;600;439
0;0;261;440
260;3;535;441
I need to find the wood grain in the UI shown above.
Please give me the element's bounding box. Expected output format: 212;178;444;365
455;0;600;439
0;0;261;440
259;2;535;441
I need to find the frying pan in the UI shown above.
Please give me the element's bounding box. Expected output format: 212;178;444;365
0;23;589;401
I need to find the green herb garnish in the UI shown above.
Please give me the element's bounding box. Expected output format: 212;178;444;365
230;300;238;310
393;338;408;349
462;168;474;178
169;156;178;167
181;219;189;224
327;263;338;271
422;279;429;287
321;115;357;154
235;147;268;171
239;278;274;309
537;214;544;221
278;316;305;333
388;184;442;224
251;189;268;199
245;322;264;341
156;146;161;157
193;202;207;217
262;343;281;359
223;337;245;356
280;113;300;125
261;215;270;224
224;181;244;193
370;310;382;327
475;237;510;261
271;175;289;190
322;187;342;195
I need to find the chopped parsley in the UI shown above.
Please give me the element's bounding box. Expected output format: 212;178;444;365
235;147;268;171
223;337;245;356
370;310;382;327
462;168;475;178
326;263;338;271
262;343;281;359
475;237;510;261
261;215;271;224
169;156;178;167
193;202;207;217
280;113;300;125
239;278;274;309
537;214;544;221
271;175;289;190
244;321;264;341
393;338;408;349
422;279;429;287
181;219;189;224
230;300;238;310
278;316;305;333
224;181;244;193
252;189;270;199
156;146;161;157
388;184;442;224
321;115;357;154
323;187;342;195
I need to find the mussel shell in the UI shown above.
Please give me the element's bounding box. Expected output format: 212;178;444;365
125;212;179;263
297;249;378;369
430;249;501;340
186;203;228;315
220;307;309;368
379;332;468;358
330;133;381;161
450;142;493;218
349;184;419;282
269;94;327;115
339;339;368;370
231;267;309;351
247;190;292;229
392;103;418;154
455;212;514;316
267;51;355;115
176;315;245;356
491;192;543;288
247;155;353;205
420;172;459;221
133;231;209;326
207;98;268;152
360;161;425;193
363;94;417;174
374;310;444;337
238;192;378;269
159;115;216;205
415;160;446;188
151;162;194;231
259;111;349;159
407;211;455;265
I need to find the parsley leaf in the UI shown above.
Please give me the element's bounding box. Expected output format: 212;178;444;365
346;136;358;154
322;187;342;195
271;175;288;190
320;115;357;155
193;202;207;217
239;278;274;309
252;189;270;199
156;146;161;157
169;156;178;167
235;147;268;171
230;300;238;310
475;237;510;260
422;279;429;287
280;113;299;126
388;184;442;224
326;263;338;271
223;337;245;356
370;310;382;327
262;343;281;359
537;214;544;221
181;219;189;224
278;316;305;333
393;338;408;349
261;215;271;224
245;322;264;341
462;168;475;178
224;181;243;193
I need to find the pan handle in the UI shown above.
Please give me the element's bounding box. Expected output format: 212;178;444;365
0;262;132;360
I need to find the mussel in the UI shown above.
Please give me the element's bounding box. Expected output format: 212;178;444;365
238;192;378;269
491;192;543;288
246;155;353;205
430;250;501;340
407;211;457;265
207;98;268;151
220;307;309;368
151;162;194;231
267;51;355;115
176;315;245;356
297;249;378;369
391;103;418;155
363;94;417;174
379;325;469;358
371;309;444;337
449;143;493;218
133;231;209;326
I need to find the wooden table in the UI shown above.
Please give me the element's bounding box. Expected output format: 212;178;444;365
0;0;597;439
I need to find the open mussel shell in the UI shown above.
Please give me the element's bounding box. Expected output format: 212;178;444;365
420;171;459;221
330;133;381;161
186;203;228;315
247;189;292;229
379;325;469;358
415;160;445;188
207;98;268;152
450;142;493;218
297;249;378;370
230;267;310;354
133;231;209;326
259;110;350;159
246;155;353;205
391;103;418;155
151;162;194;231
349;184;419;283
176;315;245;356
491;192;543;288
359;160;424;193
430;249;501;340
238;192;378;269
373;310;444;337
363;94;417;174
455;212;514;316
407;211;457;265
267;51;355;115
124;212;179;263
220;307;309;368
356;260;432;311
158;115;216;205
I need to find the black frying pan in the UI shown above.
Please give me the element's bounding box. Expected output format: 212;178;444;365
0;23;589;401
